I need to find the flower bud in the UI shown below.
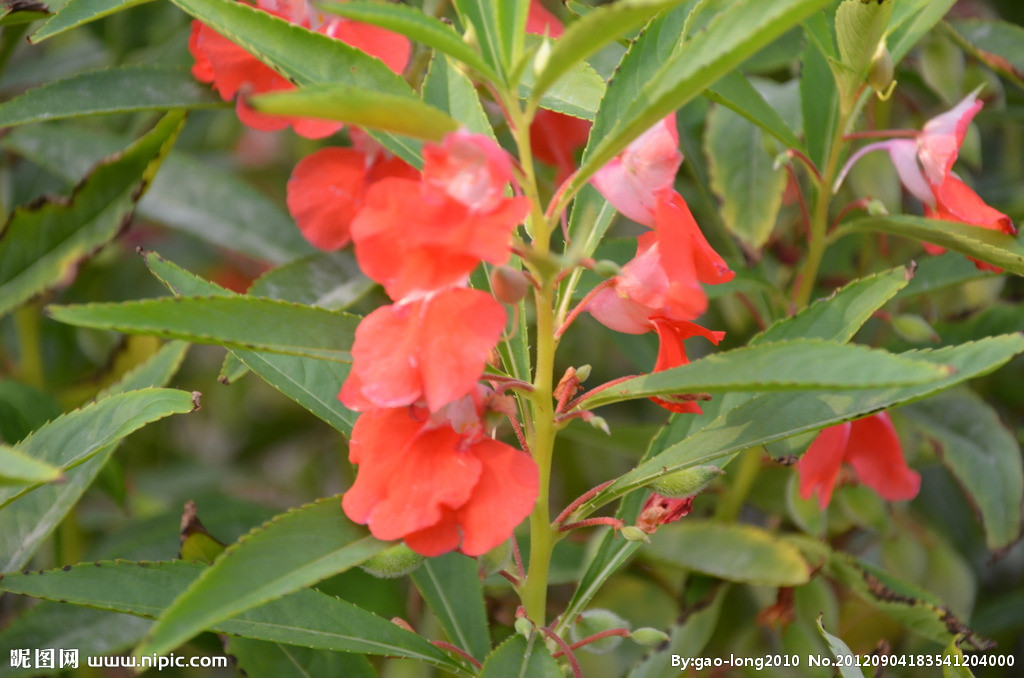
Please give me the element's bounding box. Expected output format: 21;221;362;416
490;266;530;304
629;627;670;646
574;364;592;382
570;610;629;654
647;466;723;499
534;37;553;76
866;198;889;216
620;526;651;543
360;543;425;579
891;314;940;344
868;43;895;98
592;260;622;278
514;616;534;639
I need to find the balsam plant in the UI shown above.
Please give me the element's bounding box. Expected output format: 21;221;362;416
1;0;1023;676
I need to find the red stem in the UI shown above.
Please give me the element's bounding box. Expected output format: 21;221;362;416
555;279;614;338
507;414;531;456
540;628;582;678
512;534;525;579
830;197;874;233
499;570;521;587
565;374;637;412
786;164;812;239
558;517;624;533
554;479;616;525
433;641;483;670
786;148;823;183
844;129;918;141
556;628;631;655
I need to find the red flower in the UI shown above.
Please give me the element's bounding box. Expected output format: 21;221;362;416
797;412;921;509
341;404;538;556
526;0;563;37
188;1;410;138
922;175;1016;273
637;493;693;534
530;109;592;186
286;146;416;251
351;133;529;300
649;319;725;414
339;287;506;412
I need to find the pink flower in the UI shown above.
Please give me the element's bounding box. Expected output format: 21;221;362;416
637;494;693;534
286;146;416;251
591;115;683;226
797;412;921;509
188;1;410;138
339;287;506;412
342;403;538;556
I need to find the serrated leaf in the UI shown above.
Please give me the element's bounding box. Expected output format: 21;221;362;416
0;561;468;674
29;0;150;42
902;390;1023;551
887;0;958;63
576;335;1024;517
0;112;183;319
0;388;195;510
3;125;314;264
0;65;224;127
0;342;189;572
315;0;498;81
47;296;360;363
573;0;834;195
705;70;804;152
529;0;688;105
519;39;604;120
248;251;372;310
227;637;377;678
253;84;458;141
647;520;810;586
579;340;951;410
835;0;894;96
948;18;1024;90
422;52;493;138
411;553;490;661
844;215;1024;276
0;379;62;444
815;616;864;678
451;0;526;84
801;23;840;170
706;103;787;250
0;445;61;485
479;634;561;678
142;252;359;435
136;497;385;660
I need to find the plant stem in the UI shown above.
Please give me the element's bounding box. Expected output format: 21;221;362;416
14;304;45;389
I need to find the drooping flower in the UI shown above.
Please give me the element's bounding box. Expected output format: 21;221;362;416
286;145;416;251
188;0;410;138
351;132;529;300
341;402;538;556
339;287;506;412
591;115;683;226
797;412;921;509
835;92;1015;265
637;493;693;534
649;319;725;414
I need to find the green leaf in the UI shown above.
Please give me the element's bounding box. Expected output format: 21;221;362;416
835;0;894;95
2;125;314;264
227;637;377;678
529;0;688;105
705;103;787;250
423;53;494;138
0;112;183;319
902;390;1023;551
0;560;468;673
626;583;728;677
0;65;223;127
29;0;150;42
574;0;834;194
451;0;526;83
0;342;189;572
705;70;804;152
479;634;561;678
942;637;975;678
0;380;62;444
647;520;810;586
801;23;840;170
247;251;373;310
0;2;49;26
136;497;385;660
0;445;61;485
577;334;1024;517
579;340;952;410
887;0;958;63
315;0;498;81
0;388;195;510
824;550;990;649
844;215;1024;277
815;616;865;678
948;18;1024;90
519;39;605;120
752;266;910;345
411;553;491;661
142;252;359;435
557;532;641;638
47;296;360;363
253;84;458;141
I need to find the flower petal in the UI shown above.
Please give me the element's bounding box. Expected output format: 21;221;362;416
797;422;851;509
287;148;367;250
843;412;921;503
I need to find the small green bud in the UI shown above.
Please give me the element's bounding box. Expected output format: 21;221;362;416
570;610;629;654
592;260;622;278
620;526;651;543
629;628;670;646
647;466;723;499
772;151;793;171
891;314;940;344
360;543;425;579
534;38;553;76
574;364;592;383
478;539;511;577
866;198;889;217
490;267;530;304
868;42;895;97
586;414;610;435
514;616;534;639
